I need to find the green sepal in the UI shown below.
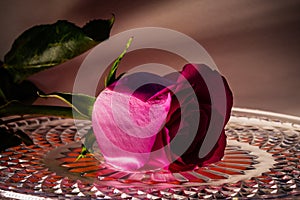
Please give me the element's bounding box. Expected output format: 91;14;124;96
105;37;133;87
76;128;96;161
75;146;90;161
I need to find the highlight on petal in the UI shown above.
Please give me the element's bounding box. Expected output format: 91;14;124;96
92;87;171;171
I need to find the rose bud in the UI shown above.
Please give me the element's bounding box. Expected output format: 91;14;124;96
92;64;233;172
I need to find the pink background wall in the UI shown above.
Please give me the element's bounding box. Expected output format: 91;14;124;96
1;0;300;116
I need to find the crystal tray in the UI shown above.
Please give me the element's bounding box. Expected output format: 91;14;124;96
0;108;299;199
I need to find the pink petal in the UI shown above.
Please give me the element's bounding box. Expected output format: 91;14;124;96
92;88;171;171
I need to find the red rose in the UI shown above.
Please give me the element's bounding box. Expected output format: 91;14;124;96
92;64;233;172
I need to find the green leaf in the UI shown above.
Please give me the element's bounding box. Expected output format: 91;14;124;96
0;127;33;152
0;101;88;120
38;92;95;119
0;127;22;152
82;14;115;42
105;37;133;87
0;67;40;105
3;16;114;83
14;129;34;146
0;88;7;103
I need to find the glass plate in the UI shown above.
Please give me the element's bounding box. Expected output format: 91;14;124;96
0;108;299;199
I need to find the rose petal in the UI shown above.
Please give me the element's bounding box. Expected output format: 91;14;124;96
108;72;174;102
180;64;233;123
163;64;232;171
92;86;171;171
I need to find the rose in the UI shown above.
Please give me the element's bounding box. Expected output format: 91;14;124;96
92;63;233;172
